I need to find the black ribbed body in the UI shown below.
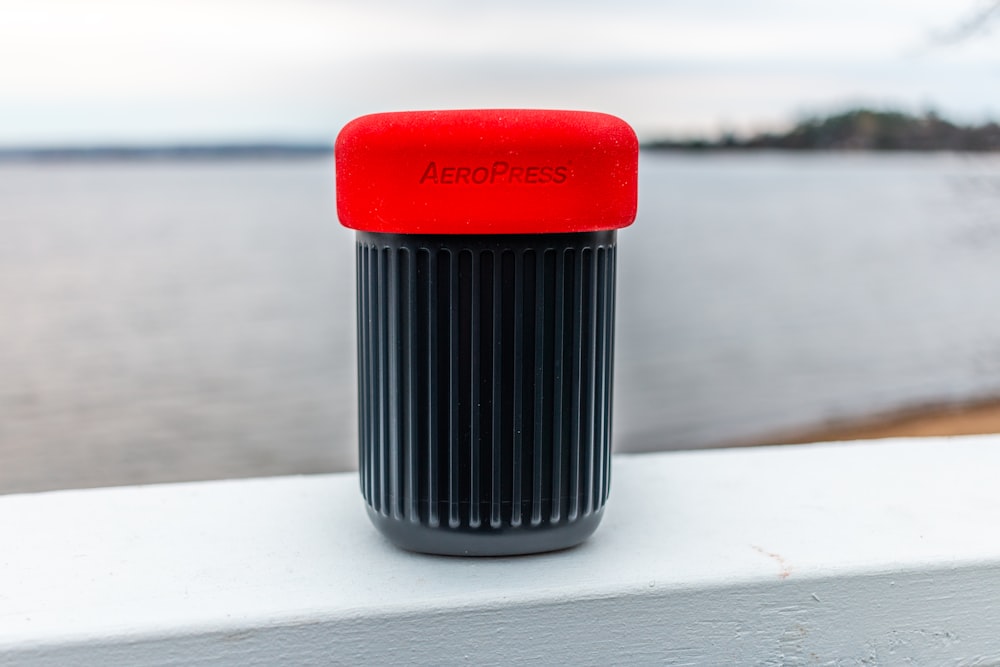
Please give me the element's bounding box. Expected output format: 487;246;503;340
355;231;616;555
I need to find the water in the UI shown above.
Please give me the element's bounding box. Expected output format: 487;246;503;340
618;152;1000;449
1;153;999;493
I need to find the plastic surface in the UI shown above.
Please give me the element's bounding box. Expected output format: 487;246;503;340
355;231;616;555
336;109;638;235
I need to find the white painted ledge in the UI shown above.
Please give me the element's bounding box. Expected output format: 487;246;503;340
3;436;1000;665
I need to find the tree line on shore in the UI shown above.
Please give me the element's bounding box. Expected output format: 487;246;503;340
645;109;1000;151
3;108;998;158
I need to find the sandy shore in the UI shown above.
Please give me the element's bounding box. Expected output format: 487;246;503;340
746;397;1000;447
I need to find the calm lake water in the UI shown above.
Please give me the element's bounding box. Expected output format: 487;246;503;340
2;153;1000;493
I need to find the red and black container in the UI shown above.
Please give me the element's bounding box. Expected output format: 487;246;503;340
336;109;638;555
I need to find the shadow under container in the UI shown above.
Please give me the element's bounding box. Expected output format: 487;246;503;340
336;109;638;555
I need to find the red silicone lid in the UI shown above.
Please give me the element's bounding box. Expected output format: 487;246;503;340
335;109;638;234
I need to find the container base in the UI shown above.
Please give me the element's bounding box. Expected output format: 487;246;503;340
366;506;605;557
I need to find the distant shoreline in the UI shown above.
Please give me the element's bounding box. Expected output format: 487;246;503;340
3;145;1000;164
3;108;999;161
0;144;333;162
644;108;1000;152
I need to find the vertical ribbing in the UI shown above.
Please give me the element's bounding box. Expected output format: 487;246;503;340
356;233;616;533
404;249;418;523
568;248;583;522
582;247;598;517
490;251;503;529
373;248;385;515
510;250;524;528
550;249;566;524
604;249;617;502
388;246;401;520
356;244;367;497
531;250;546;526
593;247;608;513
447;250;461;529
426;250;439;527
469;250;481;529
381;248;392;517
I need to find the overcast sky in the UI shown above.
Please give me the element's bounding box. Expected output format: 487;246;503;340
0;0;997;145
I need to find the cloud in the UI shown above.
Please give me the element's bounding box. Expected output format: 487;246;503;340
0;0;996;144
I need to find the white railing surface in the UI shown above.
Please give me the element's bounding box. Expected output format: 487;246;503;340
3;435;1000;665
